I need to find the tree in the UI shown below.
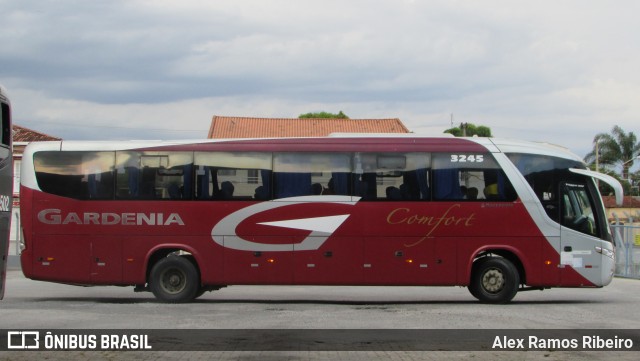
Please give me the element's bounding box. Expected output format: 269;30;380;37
298;111;349;119
584;125;640;180
444;123;492;137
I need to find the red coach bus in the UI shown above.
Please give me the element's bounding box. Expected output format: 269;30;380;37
19;135;622;303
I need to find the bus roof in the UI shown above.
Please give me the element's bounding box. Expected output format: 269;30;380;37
22;136;584;163
489;138;583;163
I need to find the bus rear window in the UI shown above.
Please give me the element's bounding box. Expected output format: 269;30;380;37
34;151;116;200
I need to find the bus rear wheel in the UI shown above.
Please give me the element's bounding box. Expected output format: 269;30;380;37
149;256;199;303
468;257;519;304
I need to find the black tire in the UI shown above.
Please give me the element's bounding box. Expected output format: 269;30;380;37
149;256;199;303
194;287;207;299
468;257;519;304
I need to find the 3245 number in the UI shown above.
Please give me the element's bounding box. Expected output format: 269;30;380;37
450;154;484;163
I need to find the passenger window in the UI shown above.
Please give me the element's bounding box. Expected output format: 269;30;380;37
432;153;516;201
34;151;115;200
116;151;193;200
353;152;431;201
194;152;272;200
273;152;351;199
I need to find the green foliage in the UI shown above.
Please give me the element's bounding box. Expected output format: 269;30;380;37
444;123;492;137
584;125;640;180
298;111;349;119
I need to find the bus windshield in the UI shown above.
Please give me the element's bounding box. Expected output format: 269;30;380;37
506;153;614;242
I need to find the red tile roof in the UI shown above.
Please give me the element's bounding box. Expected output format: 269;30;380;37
208;116;410;139
13;124;61;142
603;196;640;208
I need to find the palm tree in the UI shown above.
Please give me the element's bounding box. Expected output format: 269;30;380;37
585;125;640;180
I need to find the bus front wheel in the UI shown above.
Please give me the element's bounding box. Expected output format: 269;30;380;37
149;256;199;303
468;257;519;304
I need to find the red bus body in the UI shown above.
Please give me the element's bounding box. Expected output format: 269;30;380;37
19;136;622;303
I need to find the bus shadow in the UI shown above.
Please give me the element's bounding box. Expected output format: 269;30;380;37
193;298;603;306
23;297;603;306
20;297;157;304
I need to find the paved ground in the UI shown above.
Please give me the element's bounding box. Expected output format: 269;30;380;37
1;268;639;360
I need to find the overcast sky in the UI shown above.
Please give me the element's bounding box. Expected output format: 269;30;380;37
2;0;640;159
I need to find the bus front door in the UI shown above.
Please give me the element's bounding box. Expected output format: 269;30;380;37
558;182;608;287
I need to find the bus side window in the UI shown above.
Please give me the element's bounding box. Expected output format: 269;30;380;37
432;153;516;202
195;152;272;201
158;163;194;200
354;153;430;201
274;152;351;200
85;170;115;200
353;172;376;200
115;151;193;200
274;172;312;198
34;151;115;200
116;152;140;199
